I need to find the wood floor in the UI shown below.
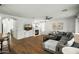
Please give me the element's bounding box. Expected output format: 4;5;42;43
11;35;49;54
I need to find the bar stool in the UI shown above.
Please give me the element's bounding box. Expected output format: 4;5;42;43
0;33;10;54
0;37;4;53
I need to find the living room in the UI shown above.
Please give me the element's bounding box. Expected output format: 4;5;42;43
0;4;79;54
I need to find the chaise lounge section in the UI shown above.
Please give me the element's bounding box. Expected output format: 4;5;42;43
43;31;75;54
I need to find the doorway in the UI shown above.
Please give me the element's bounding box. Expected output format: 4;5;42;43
2;17;15;34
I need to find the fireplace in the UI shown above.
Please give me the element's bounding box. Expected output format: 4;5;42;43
35;30;39;35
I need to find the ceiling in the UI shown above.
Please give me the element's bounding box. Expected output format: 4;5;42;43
0;4;79;18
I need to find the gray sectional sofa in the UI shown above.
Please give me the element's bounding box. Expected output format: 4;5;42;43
43;31;76;54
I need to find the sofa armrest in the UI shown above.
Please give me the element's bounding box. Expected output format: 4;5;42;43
56;43;67;53
43;35;49;42
56;40;68;53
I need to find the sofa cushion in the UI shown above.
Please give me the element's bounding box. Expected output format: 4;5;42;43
43;39;58;51
66;32;74;40
66;37;74;46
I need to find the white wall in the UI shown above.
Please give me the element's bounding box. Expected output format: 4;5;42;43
75;17;79;33
0;13;34;39
44;17;75;34
0;13;37;39
0;13;76;40
16;18;35;39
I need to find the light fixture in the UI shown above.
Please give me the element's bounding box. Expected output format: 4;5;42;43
61;9;68;12
45;16;53;20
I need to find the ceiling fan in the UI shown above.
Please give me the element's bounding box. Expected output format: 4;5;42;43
45;16;53;20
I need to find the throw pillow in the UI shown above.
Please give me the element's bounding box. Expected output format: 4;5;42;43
74;33;79;43
66;37;74;46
